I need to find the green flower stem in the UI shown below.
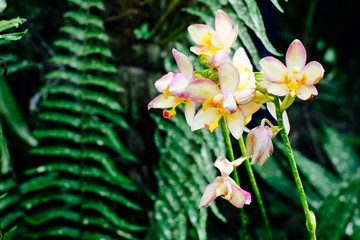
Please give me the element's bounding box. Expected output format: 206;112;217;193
274;98;317;240
238;136;273;240
220;119;249;240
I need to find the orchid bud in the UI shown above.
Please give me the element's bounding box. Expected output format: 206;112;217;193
254;72;271;94
199;54;212;69
246;126;274;166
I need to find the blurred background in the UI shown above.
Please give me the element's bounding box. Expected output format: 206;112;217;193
1;0;359;239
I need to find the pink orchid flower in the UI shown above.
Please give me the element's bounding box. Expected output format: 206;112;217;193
259;39;325;100
148;49;196;125
246;126;274;166
188;10;238;57
199;157;251;209
186;61;260;139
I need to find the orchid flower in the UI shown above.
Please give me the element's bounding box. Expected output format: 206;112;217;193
188;10;238;57
148;49;196;125
259;39;325;100
187;61;260;139
246;126;274;166
199;157;251;209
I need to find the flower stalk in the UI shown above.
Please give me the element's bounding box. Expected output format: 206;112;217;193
220;119;249;240
238;136;273;240
274;97;317;240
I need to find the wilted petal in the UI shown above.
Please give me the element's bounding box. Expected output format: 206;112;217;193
172;49;194;80
148;94;177;109
184;99;196;126
226;108;245;139
198;178;222;208
296;85;318;100
286;39;307;70
169;73;190;98
219;61;240;94
214;157;233;177
215;10;233;44
211;49;230;68
267;83;289;96
188;24;214;45
246;126;274;166
225;177;252;208
302;61;325;84
259;57;287;83
233;48;253;72
191;108;219;131
186;79;221;102
155;72;174;92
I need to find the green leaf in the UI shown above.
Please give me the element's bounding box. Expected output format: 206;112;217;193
322;125;360;179
0;29;28;41
64;11;104;29
68;0;105;11
0;75;38;147
0;17;26;32
0;0;7;13
54;39;112;57
60;25;109;42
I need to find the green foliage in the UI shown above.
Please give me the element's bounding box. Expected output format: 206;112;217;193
150;113;226;240
254;125;360;239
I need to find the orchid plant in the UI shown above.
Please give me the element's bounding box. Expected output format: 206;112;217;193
149;9;324;240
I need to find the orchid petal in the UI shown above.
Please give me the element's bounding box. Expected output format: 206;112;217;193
186;79;221;102
296;85;318;100
154;72;174;92
172;49;194;80
259;57;287;83
148;94;177;109
191;108;219;131
240;102;261;117
198;178;221;208
233;48;253;72
223;25;238;49
219;61;240;94
226;177;252;207
266;102;290;134
184;99;196;126
214;157;233;177
267;83;289;96
234;87;255;104
247;126;274;166
169;73;190;98
286;39;307;70
226;108;244;139
215;10;233;44
223;89;237;113
211;49;230;68
188;24;214;45
302;61;325;84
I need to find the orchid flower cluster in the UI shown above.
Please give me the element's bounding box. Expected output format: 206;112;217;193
148;10;324;210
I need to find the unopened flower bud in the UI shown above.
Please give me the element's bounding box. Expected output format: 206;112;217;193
199;54;212;69
254;72;271;94
246;126;274;166
252;90;275;104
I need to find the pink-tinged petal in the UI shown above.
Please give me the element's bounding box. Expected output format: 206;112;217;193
148;94;177;109
211;49;230;68
266;102;290;134
219;61;240;93
184;99;196;126
240;102;261;117
172;49;194;80
259;57;287;83
234;87;255;104
286;39;306;70
223;89;237;113
267;83;289;96
154;72;174;92
226;108;245;139
198;178;221;208
214;157;233;177
186;79;221;102
188;24;214;45
223;25;238;49
296;85;318;100
302;61;325;84
169;73;190;98
191;108;219;131
215;10;233;44
225;177;252;207
233;48;253;72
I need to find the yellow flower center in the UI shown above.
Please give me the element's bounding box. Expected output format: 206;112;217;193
283;67;307;96
199;32;223;55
